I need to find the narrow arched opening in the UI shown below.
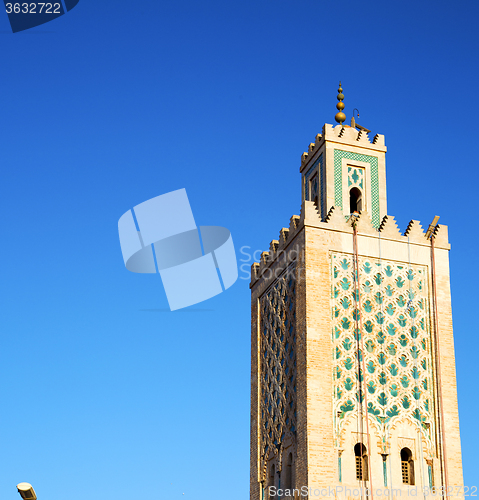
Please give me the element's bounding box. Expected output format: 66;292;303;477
401;447;415;485
310;174;319;209
269;463;276;499
354;443;368;481
350;187;363;213
283;452;293;493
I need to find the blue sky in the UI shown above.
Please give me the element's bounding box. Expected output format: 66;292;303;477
1;1;478;499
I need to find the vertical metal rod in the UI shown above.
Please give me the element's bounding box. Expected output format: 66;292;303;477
430;235;450;499
352;225;365;498
353;224;375;500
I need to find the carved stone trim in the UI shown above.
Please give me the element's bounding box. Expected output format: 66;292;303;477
398;437;416;460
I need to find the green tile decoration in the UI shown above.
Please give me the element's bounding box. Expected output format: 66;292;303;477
348;166;364;189
331;252;435;454
334;149;380;226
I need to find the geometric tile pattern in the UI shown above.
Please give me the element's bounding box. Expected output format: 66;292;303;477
330;252;435;458
259;264;297;463
334;150;380;227
348;166;364;189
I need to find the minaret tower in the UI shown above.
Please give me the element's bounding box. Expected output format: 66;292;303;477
250;84;464;499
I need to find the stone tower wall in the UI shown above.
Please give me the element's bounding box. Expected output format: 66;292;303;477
251;124;463;500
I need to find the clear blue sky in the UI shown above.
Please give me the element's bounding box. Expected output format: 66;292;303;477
1;1;478;499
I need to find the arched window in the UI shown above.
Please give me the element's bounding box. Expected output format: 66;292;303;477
309;174;319;208
401;448;415;485
269;463;276;499
354;443;368;481
283;452;293;493
350;187;362;213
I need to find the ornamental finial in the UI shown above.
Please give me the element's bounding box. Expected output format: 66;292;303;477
335;81;346;125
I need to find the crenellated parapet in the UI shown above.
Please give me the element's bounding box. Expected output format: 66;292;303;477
300;123;386;173
250;211;303;286
349;211;377;236
300;131;324;171
269;240;279;254
323;205;351;230
250;204;450;287
279;228;289;248
251;262;260;282
323;123;386;150
432;224;449;248
289;214;301;231
372;133;384;145
260;251;270;267
403;219;427;245
379;215;402;238
300;199;322;224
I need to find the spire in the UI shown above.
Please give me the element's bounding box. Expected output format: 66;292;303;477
335;81;346;125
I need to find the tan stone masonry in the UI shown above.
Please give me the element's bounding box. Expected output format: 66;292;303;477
250;123;463;500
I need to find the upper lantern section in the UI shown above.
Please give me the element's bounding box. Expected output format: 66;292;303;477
300;122;387;228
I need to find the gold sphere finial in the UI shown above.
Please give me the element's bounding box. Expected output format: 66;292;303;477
335;81;346;125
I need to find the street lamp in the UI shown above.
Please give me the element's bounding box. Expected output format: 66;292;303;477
16;483;37;500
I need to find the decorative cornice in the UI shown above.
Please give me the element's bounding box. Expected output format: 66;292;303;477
300;123;386;173
250;205;450;287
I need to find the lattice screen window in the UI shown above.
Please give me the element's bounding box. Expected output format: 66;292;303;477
401;460;409;484
259;264;297;463
356;456;363;481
